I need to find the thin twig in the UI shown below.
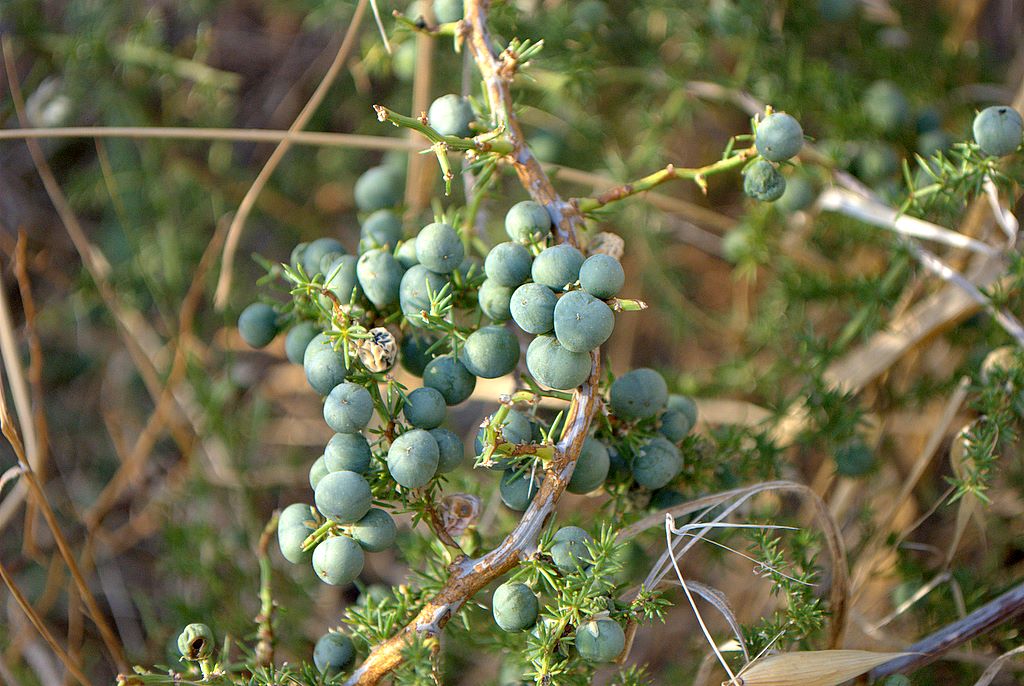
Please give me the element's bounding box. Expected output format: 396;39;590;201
254;511;279;667
0;125;417;148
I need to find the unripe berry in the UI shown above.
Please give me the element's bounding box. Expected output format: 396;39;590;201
579;253;625;300
403;386;447;429
427;94;475;138
312;535;364;585
973;105;1023;157
575;618;625;663
303;333;348;396
302;237;346;277
309;455;329;489
433;0;463;23
510;282;558;334
479;278;514;322
315;470;373;524
499;469;541;510
755;112;804;162
238;302;279;348
415;222;464;275
492;581;540;632
354;165;402;212
313;631;355;675
551;526;593;573
322;254;360;305
357;249;405;309
863;80;910;134
423;355;477;405
277;503;316;564
631;436;683;489
610;368;668;420
776;174;817;213
505;200;552;244
567;437;610;494
430;427;465;473
323;382;374;434
485;242;533;287
461;325;520;378
359;209;404;251
526;334;592;390
324;432;372;473
659;394;698;442
743;159;786;202
531;244;584;291
400;332;439;377
553;290;615;353
351;508;397;552
387;429;440;488
400;264;449;325
834;440;875;477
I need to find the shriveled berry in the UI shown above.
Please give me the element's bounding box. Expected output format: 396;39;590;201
387;429;440;488
485;242;533;287
505;200;552;244
631;436;683;489
351;508;397;552
324;432;372;474
403;386;447;429
354;165;402;212
323;382;374;434
312;535;364;586
315;470;373;523
479;278;514;322
743;159;786;202
423;355;477;405
532;244;584;291
755;112;804;162
492;581;539;632
285;321;320;365
357;249;405;309
510;283;557;334
526;334;592;390
610;368;668;420
238;303;279;348
461;325;520;378
575;618;625;663
973;105;1023;157
579;254;624;300
177;623;215;661
313;631;355;675
416;222;464;274
567;437;610;494
553;290;615;353
428;94;475;138
430;427;464;473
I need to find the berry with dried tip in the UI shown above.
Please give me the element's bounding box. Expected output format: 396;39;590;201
323;382;374;434
324;432;372;474
387;429;441;488
551;526;593;573
755;112;804;162
526;334;593;390
277;503;316;564
416;222;465;274
177;623;215;661
312;535;364;585
403;386;447;429
575;618;625;663
610;368;668;420
303;334;348;396
315;470;373;524
461;325;520;378
553;290;615;353
510;282;558;334
743;159;786;202
567;437;610;494
430;427;465;473
285;321;320;365
579;253;625;300
357;249;405;309
351;508;397;552
479;278;514;322
492;581;540;632
532;244;585;291
485;242;533;287
505;200;552;244
238;303;279;348
631;436;683;489
973;105;1023;157
354;165;402;212
423;355;477;405
313;631;356;675
428;94;475;137
499;469;541;510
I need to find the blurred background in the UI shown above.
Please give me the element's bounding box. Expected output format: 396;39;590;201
1;0;1024;683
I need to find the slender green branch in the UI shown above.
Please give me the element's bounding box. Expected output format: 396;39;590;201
373;105;513;155
254;511;279;667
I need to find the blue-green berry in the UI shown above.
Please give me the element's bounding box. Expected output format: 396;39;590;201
553;290;614;353
567;437;609;494
427;94;475;138
315;470;373;523
400;264;449;326
492;581;539;632
973;105;1023;157
396;239;419;268
313;632;355;675
476;409;533;454
631;436;683;489
863;80;910;134
510;283;557;334
499;469;541;510
177;623;215;660
551;526;593;573
610;367;668;420
423;355;477;405
309;455;329;489
285;321;320;365
834;441;875;477
277;503;316;564
400;332;439;377
777;175;817;213
526;334;592;390
351;508;397;552
575;618;625;663
416;222;464;274
659;394;697;442
357;249;405;309
755;112;804;162
854;142;899;184
403;386;447;429
387;429;440;488
238;303;279;348
485;242;533;287
312;535;364;586
322;255;360;305
579;254;624;300
290;242;309;270
461;325;520;379
303;334;348;396
432;0;463;23
360;210;404;252
324;432;372;473
743;160;786;202
354;165;402;212
606;445;629;482
531;244;584;291
430;427;464;473
649;487;686;510
323;382;374;434
479;278;514;322
303;237;345;277
505;200;552;244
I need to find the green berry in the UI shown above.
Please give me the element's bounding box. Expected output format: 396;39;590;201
403;386;447;429
396;239;419;268
430;427;464;473
315;470;373;523
351;508;397;552
238;303;279;348
743;159;786;202
423;355;477;405
631;436;683;489
400;264;449;326
432;0;463;23
485;242;533;287
755;112;804;162
324;432;372;473
550;526;593;573
427;94;475;137
303;333;348;396
777;175;817;213
579;254;624;300
476;409;533;454
567;437;609;494
526;334;592;390
499;469;541;510
400;332;439;377
461;325;520;378
531;244;584;291
290;242;309;270
505;200;552;244
278;503;316;564
553;290;614;353
303;237;345;277
312;535;364;585
863;80;910;134
323;382;374;434
834;441;875;477
357;249;405;309
309;455;329;489
177;623;215;661
354;165;402;212
973;105;1023;157
659;394;697;442
492;581;539;632
387;429;440;488
854;142;899;184
313;631;355;675
479;278;514;322
415;222;464;274
360;210;404;251
575;618;624;663
510;283;557;334
610;368;668;420
649;487;686;510
285;322;320;365
322;255;361;305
